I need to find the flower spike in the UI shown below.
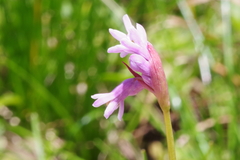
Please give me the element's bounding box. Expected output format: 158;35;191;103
92;14;169;119
91;14;176;160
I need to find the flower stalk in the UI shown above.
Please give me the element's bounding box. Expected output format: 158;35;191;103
148;42;176;160
162;105;176;160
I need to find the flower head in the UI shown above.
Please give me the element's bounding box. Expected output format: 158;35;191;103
92;14;170;120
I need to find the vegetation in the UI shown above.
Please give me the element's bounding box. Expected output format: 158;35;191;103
0;0;239;159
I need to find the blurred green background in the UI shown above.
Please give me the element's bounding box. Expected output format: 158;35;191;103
0;0;240;159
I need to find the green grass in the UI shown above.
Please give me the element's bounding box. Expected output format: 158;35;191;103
0;0;240;159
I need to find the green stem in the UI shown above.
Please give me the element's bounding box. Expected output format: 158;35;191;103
163;109;176;160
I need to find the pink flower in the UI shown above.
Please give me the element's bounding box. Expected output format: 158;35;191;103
108;15;149;59
91;78;145;121
92;14;170;120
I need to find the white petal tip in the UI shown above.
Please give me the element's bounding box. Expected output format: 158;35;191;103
123;14;129;19
107;46;121;53
104;115;109;119
120;52;128;58
120;54;125;58
107;48;113;53
92;103;99;108
91;95;98;99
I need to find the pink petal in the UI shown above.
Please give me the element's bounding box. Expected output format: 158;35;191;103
109;29;127;41
120;38;140;53
91;93;114;107
111;78;134;96
111;78;144;99
118;101;124;121
120;37;149;59
128;80;145;96
120;52;130;58
129;54;150;75
129;28;142;45
136;23;147;45
107;45;126;53
91;93;107;99
104;101;118;119
142;74;153;89
123;14;134;32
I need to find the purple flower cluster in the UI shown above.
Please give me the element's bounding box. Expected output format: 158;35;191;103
91;15;169;120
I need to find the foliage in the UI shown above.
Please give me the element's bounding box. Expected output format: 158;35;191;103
0;0;239;159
